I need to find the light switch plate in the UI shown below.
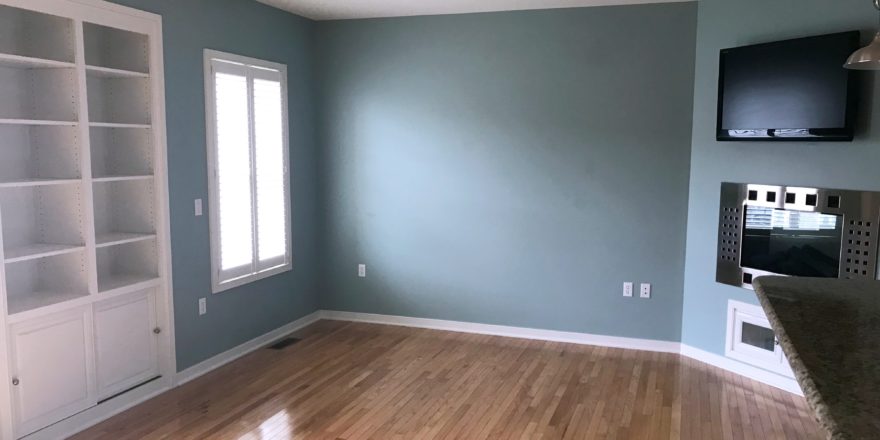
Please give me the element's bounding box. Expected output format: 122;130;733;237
623;282;633;297
194;199;203;216
640;283;651;299
198;298;207;315
358;264;366;277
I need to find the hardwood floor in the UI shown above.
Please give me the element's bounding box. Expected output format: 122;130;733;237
71;320;823;440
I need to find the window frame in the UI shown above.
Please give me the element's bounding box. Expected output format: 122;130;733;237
203;49;292;294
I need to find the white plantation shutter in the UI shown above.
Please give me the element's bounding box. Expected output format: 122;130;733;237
253;73;288;270
205;51;291;293
213;65;254;280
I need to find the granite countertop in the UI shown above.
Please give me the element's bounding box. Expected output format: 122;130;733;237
753;277;880;440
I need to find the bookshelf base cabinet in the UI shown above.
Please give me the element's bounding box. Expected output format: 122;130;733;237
9;307;94;438
94;290;159;401
0;1;173;439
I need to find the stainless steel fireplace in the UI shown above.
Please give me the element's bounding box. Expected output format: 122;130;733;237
717;182;880;289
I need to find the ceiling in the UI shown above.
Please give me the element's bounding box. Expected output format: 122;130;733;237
256;0;692;21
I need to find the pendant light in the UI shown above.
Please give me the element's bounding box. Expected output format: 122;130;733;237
844;0;880;69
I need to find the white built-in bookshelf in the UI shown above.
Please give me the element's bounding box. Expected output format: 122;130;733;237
0;1;173;438
0;9;159;315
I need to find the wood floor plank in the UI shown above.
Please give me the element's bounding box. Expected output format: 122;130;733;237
70;320;824;440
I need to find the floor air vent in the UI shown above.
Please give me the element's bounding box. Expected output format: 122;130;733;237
268;337;302;350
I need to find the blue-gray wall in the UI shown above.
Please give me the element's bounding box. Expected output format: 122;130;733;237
315;3;698;341
99;0;879;372
108;0;319;371
680;0;880;355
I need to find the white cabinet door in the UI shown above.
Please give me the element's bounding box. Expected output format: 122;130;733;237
726;300;794;378
94;290;159;399
9;306;96;437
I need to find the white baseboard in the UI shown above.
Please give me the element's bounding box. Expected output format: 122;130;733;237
321;310;802;396
48;308;803;440
320;310;681;353
175;310;322;386
680;344;803;396
35;311;321;440
23;377;172;440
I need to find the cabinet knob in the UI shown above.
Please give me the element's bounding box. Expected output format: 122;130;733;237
153;327;161;334
11;378;19;386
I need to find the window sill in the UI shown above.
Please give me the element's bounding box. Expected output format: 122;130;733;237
211;263;292;294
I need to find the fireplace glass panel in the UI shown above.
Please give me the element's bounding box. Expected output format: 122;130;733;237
741;206;842;277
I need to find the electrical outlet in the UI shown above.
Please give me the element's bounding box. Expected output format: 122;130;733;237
358;264;366;277
199;298;207;315
194;199;203;216
640;283;651;299
623;282;633;297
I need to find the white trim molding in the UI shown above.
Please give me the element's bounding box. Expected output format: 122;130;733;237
320;310;803;396
175;311;322;386
22;378;171;440
680;344;803;396
203;48;292;295
321;310;681;353
725;300;795;378
257;0;695;21
57;309;802;439
35;310;320;440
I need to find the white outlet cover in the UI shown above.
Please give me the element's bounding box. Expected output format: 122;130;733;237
358;264;366;277
640;283;651;298
623;282;633;297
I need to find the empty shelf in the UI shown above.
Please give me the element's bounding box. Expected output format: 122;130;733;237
86;65;149;78
0;53;75;69
92;175;153;183
4;243;84;263
89;122;151;129
96;232;156;248
7;290;86;315
0;119;77;126
0;178;80;188
83;22;150;75
98;273;160;294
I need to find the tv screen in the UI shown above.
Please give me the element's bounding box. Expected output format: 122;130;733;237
717;31;860;141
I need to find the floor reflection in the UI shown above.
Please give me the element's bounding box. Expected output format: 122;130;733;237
69;320;823;440
239;409;292;440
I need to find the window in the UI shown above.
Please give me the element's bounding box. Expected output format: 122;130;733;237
204;50;291;293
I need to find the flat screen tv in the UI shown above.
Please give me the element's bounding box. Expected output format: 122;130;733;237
717;31;861;142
